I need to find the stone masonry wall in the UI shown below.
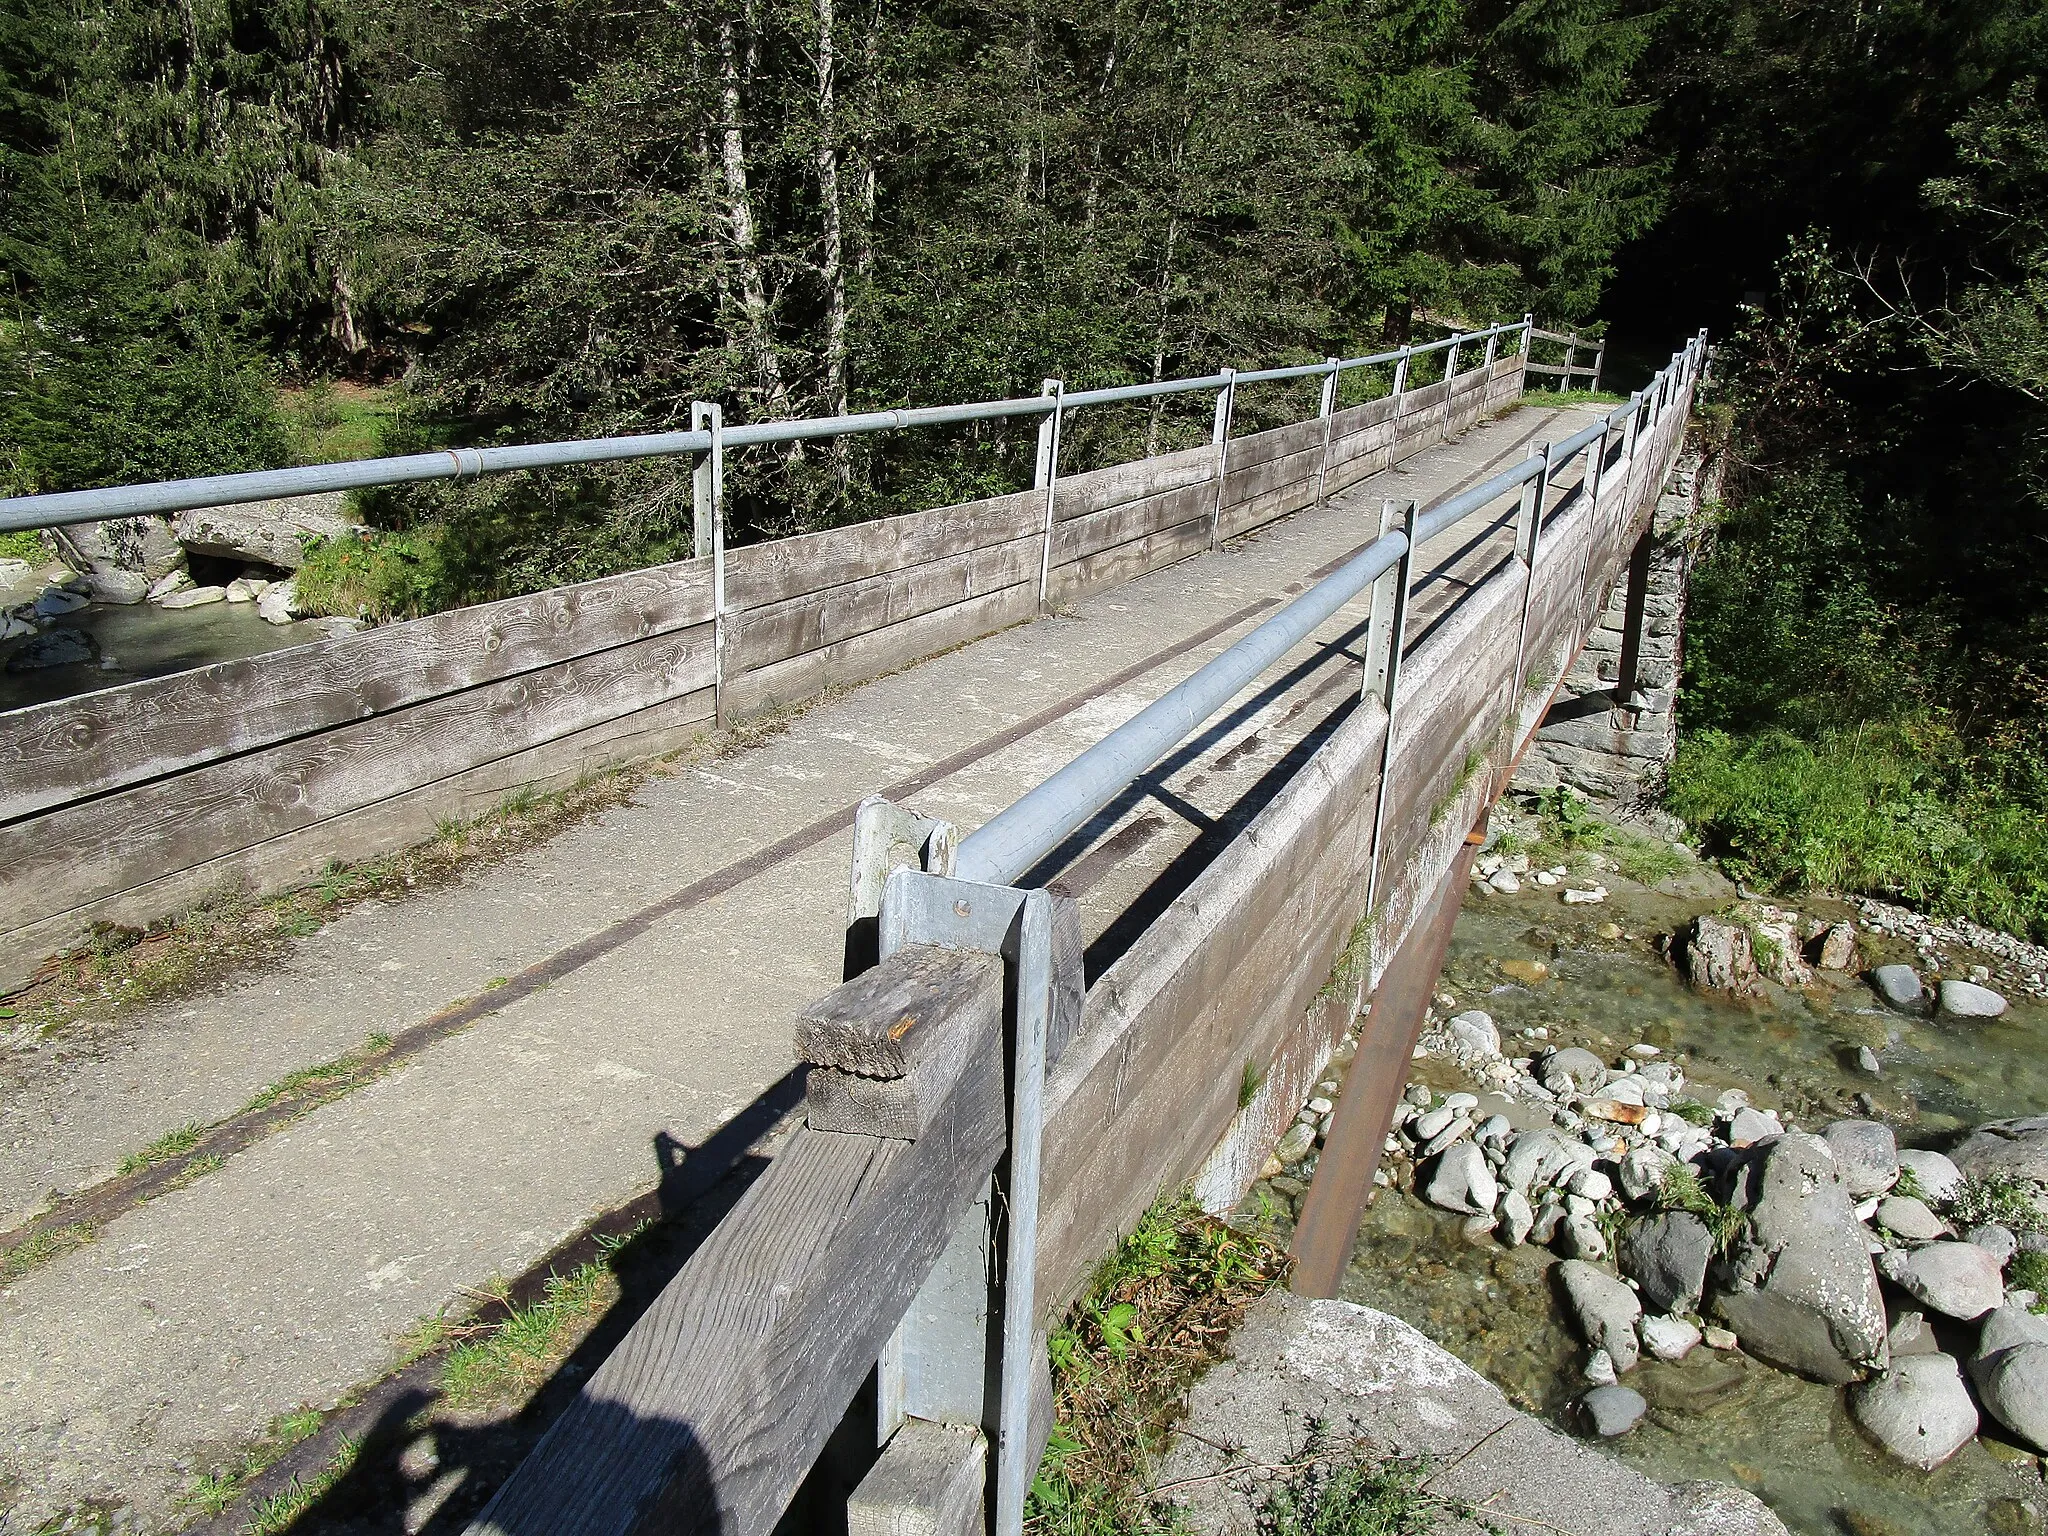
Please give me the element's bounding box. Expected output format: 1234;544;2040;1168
1514;443;1722;808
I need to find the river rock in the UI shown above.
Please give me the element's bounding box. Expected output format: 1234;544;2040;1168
1619;1144;1674;1202
1561;1213;1608;1261
159;584;227;610
34;587;87;617
1273;1122;1315;1165
0;555;34;586
4;627;96;671
1682;913;1763;997
1950;1117;2048;1219
1498;1186;1535;1246
1619;1211;1714;1314
1872;964;1925;1013
1938;979;2008;1019
1878;1241;2004;1320
1897;1148;1965;1206
1977;1339;2048;1452
1502;1127;1592;1194
1847;1353;1978;1471
1821;1119;1899;1198
1716;1133;1890;1383
59;513;187;582
1579;1384;1647;1437
1727;1106;1781;1146
1888;1311;1940;1357
1968;1224;2018;1266
1815;922;1859;972
1536;1047;1607;1094
1641;1314;1703;1362
1558;1260;1643;1372
82;567;150;604
1746;905;1815;988
1874;1195;1946;1241
1489;869;1522;894
256;577;301;625
174;492;355;572
1447;1010;1500;1057
1971;1304;2048;1386
1425;1140;1498;1216
1856;1046;1883;1076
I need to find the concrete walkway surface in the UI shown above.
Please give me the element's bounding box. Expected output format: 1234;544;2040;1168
0;399;1604;1528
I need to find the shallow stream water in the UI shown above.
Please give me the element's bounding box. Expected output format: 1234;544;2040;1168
1335;870;2048;1536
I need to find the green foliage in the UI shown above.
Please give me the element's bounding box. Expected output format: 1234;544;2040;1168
1654;1162;1746;1252
1251;1442;1468;1536
1892;1163;1926;1202
1668;726;2048;941
1947;1174;2047;1238
2008;1249;2048;1306
0;530;46;562
1240;1059;1268;1112
1527;787;1688;885
294;528;449;621
1666;1098;1715;1127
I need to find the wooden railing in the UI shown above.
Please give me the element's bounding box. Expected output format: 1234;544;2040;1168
0;352;1524;984
458;348;1704;1536
1525;325;1606;391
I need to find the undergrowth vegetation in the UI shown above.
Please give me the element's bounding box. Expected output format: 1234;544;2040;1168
1497;787;1690;886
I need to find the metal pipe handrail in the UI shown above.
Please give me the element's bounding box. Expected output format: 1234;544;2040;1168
952;332;1707;888
0;321;1535;534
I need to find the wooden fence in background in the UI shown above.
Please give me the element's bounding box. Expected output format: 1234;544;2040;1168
0;352;1522;983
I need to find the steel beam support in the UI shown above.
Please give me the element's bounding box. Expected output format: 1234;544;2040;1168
1288;818;1481;1295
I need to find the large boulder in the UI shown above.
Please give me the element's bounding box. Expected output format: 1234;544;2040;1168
1872;964;1925;1013
1681;914;1763;997
1846;1353;1978;1471
1877;1241;2004;1321
56;514;186;583
173;492;355;572
1502;1127;1595;1195
1969;1304;2048;1389
1557;1260;1643;1372
1713;1133;1890;1383
1535;1047;1608;1095
1619;1211;1715;1314
1744;904;1814;988
1820;1119;1899;1199
1972;1314;2048;1453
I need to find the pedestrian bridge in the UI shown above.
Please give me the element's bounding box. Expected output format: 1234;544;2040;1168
0;324;1703;1534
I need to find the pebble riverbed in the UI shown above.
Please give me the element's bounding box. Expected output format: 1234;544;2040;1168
1239;830;2048;1536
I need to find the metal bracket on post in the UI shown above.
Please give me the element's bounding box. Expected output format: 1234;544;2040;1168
691;400;726;724
1314;359;1340;510
847;795;959;979
1510;441;1553;703
1362;497;1416;912
1034;379;1066;614
1209;367;1237;550
871;866;1082;1536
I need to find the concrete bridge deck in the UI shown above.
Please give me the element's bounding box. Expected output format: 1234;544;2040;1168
0;398;1602;1526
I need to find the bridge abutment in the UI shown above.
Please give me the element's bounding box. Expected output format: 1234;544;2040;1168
1514;443;1721;809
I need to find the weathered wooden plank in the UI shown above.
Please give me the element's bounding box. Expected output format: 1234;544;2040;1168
1045;514;1210;607
464;948;1006;1536
1049;481;1216;569
1327;393;1398;439
848;1419;986;1536
724;491;1041;612
1216;473;1320;543
725;534;1042;676
0;560;714;825
798;943;1002;1077
1223;416;1326;473
0;625;715;932
1219;443;1322;513
1050;443;1216;523
0;686;717;986
723;582;1039;721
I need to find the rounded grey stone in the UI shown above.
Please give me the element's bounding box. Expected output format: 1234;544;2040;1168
1967;1224;2018;1267
1980;1340;2048;1452
1879;1241;2005;1321
1536;1047;1607;1093
1557;1259;1642;1372
1618;1211;1714;1314
1938;978;2008;1019
1874;1195;1945;1241
1872;963;1925;1012
1897;1148;1965;1205
1821;1119;1899;1198
1579;1384;1647;1437
1847;1353;1978;1470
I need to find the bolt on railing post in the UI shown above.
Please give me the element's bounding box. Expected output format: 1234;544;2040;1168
1362;497;1416;913
1034;378;1066;614
691;400;727;725
1208;367;1237;551
1314;359;1340;510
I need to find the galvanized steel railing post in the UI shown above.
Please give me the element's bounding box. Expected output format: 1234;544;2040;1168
1362;497;1416;912
692;400;727;725
1520;314;1534;356
1510;440;1552;706
1483;329;1499;370
1209;368;1238;550
1314;358;1340;510
1034;379;1066;613
1444;338;1460;383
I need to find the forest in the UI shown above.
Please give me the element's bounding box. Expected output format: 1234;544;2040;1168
1;0;2045;933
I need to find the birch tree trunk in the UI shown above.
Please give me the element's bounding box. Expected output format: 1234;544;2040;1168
717;12;790;418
